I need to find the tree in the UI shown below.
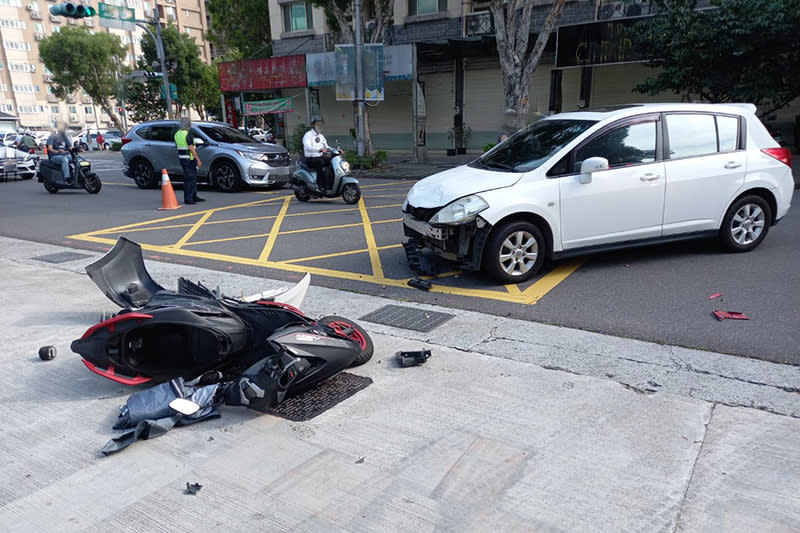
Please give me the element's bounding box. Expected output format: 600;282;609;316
206;0;272;59
310;0;394;155
38;27;127;132
194;63;222;120
121;59;166;123
491;0;566;130
140;25;206;115
631;0;800;117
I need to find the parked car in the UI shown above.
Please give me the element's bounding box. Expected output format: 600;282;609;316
248;127;274;143
403;103;794;282
0;146;39;179
121;120;294;192
2;132;18;147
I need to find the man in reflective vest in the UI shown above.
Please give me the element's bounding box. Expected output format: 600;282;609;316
174;116;204;204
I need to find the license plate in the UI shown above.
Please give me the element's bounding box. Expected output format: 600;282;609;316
403;214;447;240
3;160;14;172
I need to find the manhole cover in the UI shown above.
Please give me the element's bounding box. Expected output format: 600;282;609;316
32;251;92;264
267;372;372;422
359;304;455;333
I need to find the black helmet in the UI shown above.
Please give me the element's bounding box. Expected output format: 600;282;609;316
310;115;323;126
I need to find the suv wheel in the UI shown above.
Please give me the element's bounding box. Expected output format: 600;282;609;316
131;159;157;189
213;161;242;192
483;221;546;283
720;195;771;252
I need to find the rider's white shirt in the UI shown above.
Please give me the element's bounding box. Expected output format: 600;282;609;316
302;129;329;158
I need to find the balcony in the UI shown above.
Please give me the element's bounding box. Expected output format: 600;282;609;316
30;11;42;20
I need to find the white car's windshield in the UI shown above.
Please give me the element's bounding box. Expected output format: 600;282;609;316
475;119;596;172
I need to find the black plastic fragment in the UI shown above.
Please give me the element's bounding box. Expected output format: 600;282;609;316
184;482;203;495
395;349;432;367
38;345;56;361
407;278;432;291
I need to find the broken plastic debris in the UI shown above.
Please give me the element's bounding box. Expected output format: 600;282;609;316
708;292;722;300
396;349;432;367
355;456;365;464
712;310;749;321
407;278;432;291
183;482;203;495
38;345;56;361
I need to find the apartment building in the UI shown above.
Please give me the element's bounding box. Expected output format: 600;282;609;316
0;0;210;132
262;0;791;152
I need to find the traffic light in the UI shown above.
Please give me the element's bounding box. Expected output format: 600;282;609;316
49;3;97;18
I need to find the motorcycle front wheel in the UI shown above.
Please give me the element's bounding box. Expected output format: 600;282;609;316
342;183;361;205
318;315;374;366
84;172;102;194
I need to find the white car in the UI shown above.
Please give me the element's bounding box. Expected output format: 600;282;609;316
1;146;39;180
403;103;794;282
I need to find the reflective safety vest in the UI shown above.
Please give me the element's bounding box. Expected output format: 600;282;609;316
174;129;194;160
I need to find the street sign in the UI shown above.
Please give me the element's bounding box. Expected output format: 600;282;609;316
98;2;135;31
160;83;178;100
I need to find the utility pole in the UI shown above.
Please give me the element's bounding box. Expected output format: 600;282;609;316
135;11;173;119
354;0;365;157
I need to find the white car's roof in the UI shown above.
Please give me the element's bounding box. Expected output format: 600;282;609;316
552;103;757;122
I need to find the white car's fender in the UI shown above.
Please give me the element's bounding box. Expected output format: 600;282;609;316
477;175;564;253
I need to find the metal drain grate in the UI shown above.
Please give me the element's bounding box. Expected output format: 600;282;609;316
359;304;455;333
32;251;92;264
267;372;372;422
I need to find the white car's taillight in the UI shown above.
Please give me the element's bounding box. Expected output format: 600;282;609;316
761;147;792;167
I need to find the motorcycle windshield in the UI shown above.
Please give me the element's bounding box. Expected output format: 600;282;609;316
85;237;165;309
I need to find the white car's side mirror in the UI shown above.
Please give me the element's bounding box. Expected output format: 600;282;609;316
579;157;609;184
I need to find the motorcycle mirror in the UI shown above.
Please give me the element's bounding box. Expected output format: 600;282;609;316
169;397;201;416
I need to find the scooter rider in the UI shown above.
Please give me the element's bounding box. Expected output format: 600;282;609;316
46;121;73;185
302;115;333;191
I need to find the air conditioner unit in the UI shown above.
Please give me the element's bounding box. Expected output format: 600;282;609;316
50;14;62;22
69;113;79;123
465;10;493;36
43;74;53;83
26;3;34;10
598;1;625;19
68;18;77;25
84;19;93;26
31;11;42;19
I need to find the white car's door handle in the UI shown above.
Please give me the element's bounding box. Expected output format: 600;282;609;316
640;173;660;181
724;161;742;169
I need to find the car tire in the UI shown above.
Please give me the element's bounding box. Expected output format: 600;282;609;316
212;160;242;192
318;315;374;366
483;220;547;283
131;159;157;189
720;195;771;252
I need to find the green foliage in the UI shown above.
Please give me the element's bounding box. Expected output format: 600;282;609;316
194;62;222;119
38;27;126;131
344;149;388;170
110;142;122;152
122;58;166;122
205;0;271;59
289;123;309;155
140;25;205;111
631;0;800;116
482;143;497;153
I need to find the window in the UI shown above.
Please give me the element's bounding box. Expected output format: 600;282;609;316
409;0;447;16
68;106;77;113
134;126;151;139
283;1;312;32
0;104;12;113
666;114;717;159
576;121;657;169
148;125;177;142
50;105;59;113
34;23;44;33
717;115;740;153
199;125;257;144
84;106;93;114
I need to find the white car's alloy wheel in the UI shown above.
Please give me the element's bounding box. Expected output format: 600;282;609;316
730;203;765;246
498;230;539;276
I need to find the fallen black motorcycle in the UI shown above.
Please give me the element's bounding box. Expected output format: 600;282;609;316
71;237;373;411
38;147;102;194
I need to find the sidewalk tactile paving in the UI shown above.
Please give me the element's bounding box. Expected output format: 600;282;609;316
360;304;455;332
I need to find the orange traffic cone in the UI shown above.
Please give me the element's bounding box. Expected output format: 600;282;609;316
158;169;181;210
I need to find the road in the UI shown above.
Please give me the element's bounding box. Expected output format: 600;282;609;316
1;150;797;365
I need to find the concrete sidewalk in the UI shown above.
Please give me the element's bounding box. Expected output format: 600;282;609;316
1;236;799;531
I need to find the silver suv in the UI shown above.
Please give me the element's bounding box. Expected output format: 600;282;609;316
121;120;293;192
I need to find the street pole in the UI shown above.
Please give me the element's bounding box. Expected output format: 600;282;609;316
136;15;173;119
354;0;365;157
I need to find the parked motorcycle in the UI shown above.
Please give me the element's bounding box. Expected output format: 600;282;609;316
38;147;102;194
291;150;362;205
70;238;373;409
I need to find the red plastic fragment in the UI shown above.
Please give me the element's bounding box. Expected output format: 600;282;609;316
80;313;153;339
712;310;749;321
708;292;722;300
81;359;152;386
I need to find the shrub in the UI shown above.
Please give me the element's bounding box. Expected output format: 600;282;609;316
343;149;388;170
111;141;122;152
288;123;308;155
482;142;496;153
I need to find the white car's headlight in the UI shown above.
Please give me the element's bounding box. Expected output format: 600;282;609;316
429;195;488;225
236;150;264;161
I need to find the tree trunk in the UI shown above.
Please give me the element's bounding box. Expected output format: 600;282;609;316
100;101;125;133
492;0;565;129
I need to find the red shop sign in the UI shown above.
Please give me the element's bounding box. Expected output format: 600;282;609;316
218;55;307;92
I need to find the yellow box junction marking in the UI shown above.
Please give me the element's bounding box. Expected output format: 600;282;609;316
68;187;581;305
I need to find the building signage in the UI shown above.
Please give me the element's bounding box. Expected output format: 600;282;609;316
307;44;413;87
244;98;294;115
555;19;647;68
218;55;307;92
